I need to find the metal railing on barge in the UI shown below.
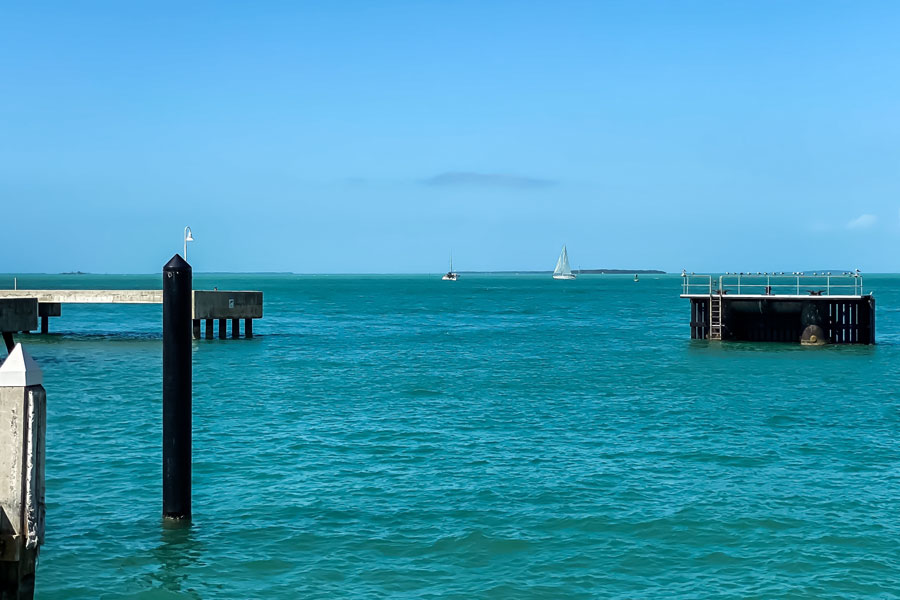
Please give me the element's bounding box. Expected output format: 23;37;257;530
681;271;865;297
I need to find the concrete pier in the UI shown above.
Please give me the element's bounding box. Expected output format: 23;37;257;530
0;290;263;339
0;345;46;600
682;272;875;344
0;290;162;304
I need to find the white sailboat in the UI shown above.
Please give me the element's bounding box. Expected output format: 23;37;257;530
553;245;576;280
442;251;459;281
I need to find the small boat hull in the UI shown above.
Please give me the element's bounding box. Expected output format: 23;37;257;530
552;274;576;280
442;273;459;281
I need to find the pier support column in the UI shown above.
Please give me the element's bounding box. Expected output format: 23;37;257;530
218;319;226;339
0;344;46;600
3;333;14;353
244;318;252;338
205;319;213;340
162;255;192;521
192;320;201;340
231;318;239;339
36;304;58;337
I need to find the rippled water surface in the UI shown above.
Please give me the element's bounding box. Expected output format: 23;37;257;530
7;273;900;598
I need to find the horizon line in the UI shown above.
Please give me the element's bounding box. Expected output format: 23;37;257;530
1;270;677;276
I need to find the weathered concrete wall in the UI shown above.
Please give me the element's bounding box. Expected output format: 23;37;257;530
192;291;263;319
0;290;162;304
36;303;60;318
0;346;45;599
0;299;37;333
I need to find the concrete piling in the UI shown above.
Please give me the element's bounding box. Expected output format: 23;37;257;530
231;318;239;339
205;319;213;340
35;304;59;336
192;320;201;340
218;319;226;339
245;318;252;338
0;344;46;600
162;255;192;521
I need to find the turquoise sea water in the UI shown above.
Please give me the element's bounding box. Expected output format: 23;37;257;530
6;273;900;599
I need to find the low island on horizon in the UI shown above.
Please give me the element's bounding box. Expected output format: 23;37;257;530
461;269;667;275
575;268;666;275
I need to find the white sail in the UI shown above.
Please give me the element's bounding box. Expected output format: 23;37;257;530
553;245;573;277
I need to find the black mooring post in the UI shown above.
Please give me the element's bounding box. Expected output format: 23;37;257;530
162;254;192;520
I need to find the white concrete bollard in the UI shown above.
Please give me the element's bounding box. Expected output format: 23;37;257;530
0;344;46;600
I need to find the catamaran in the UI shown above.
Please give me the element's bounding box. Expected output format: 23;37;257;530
553;245;576;280
442;252;459;281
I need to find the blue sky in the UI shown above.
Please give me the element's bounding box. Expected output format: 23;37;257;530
2;1;899;273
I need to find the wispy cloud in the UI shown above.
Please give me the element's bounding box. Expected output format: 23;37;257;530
422;171;557;189
847;214;877;229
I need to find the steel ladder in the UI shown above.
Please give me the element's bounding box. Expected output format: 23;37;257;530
709;293;723;340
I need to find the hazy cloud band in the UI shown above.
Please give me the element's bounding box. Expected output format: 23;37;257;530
423;171;556;189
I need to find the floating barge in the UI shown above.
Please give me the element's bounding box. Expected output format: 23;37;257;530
681;272;874;345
